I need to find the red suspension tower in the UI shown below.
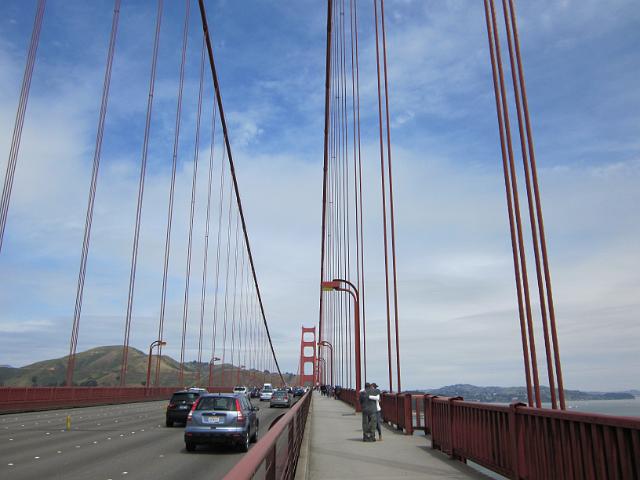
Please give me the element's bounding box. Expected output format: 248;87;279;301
298;326;317;387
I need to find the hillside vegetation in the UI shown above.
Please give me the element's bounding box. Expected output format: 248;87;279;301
0;346;294;388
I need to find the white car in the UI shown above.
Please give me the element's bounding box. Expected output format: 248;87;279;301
233;386;249;397
260;384;274;401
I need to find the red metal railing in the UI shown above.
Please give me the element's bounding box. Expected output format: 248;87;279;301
382;392;640;480
335;387;358;409
0;386;234;413
223;390;312;480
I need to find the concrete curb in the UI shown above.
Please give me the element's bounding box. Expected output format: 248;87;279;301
294;393;313;480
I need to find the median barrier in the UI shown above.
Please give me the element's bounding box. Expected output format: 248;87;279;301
0;386;234;413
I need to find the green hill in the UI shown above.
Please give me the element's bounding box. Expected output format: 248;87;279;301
0;346;294;388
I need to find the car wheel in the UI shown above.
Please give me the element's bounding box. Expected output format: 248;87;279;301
185;441;196;452
166;419;173;428
251;422;259;443
238;431;250;452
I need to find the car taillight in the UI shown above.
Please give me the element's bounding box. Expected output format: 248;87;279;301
167;403;175;409
187;399;199;422
235;399;245;424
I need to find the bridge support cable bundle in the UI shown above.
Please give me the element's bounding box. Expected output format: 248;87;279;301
318;0;402;393
483;0;565;409
0;0;46;254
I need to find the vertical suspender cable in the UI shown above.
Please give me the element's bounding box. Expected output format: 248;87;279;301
120;0;163;387
209;147;226;387
379;0;402;392
196;49;218;386
483;0;536;406
499;0;557;408
505;0;565;409
0;0;46;253
488;0;541;407
220;182;235;386
178;36;205;386
66;0;121;387
230;213;241;379
373;0;393;392
155;0;190;386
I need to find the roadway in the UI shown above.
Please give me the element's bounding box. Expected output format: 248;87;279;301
1;396;295;480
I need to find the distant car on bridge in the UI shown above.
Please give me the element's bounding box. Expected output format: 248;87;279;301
184;393;259;452
233;385;249;397
249;387;261;398
270;389;293;408
260;383;274;401
166;389;206;427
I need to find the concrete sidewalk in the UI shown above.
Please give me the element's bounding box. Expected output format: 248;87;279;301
297;392;492;480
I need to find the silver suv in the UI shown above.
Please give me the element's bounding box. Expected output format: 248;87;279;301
184;394;259;452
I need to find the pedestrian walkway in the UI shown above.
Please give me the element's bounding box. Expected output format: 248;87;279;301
296;392;492;480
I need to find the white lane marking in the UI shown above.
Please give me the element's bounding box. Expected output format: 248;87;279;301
122;472;128;475
45;432;50;435
34;456;40;459
107;437;112;440
75;445;81;448
8;463;14;466
57;451;62;454
93;441;98;444
9;438;13;441
159;454;164;458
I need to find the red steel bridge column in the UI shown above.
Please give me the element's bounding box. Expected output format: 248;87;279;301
298;327;317;387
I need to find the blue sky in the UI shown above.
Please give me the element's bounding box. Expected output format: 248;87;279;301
0;0;638;391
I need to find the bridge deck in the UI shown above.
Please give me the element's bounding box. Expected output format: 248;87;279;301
298;392;492;480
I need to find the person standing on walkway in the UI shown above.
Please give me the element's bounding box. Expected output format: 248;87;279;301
371;382;383;441
362;383;378;442
359;383;369;440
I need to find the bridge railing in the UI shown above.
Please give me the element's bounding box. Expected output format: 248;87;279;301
0;386;234;413
337;390;640;479
223;390;312;480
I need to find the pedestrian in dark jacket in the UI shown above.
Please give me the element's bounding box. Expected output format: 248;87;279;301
362;383;378;441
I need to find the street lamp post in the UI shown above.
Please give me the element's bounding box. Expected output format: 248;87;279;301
317;340;334;387
146;340;166;389
208;357;221;388
321;279;361;394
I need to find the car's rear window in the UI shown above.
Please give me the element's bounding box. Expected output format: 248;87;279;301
171;393;198;402
197;397;236;411
263;386;273;392
273;392;287;398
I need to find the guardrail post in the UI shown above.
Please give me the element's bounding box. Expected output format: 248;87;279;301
403;394;413;435
508;402;525;480
423;394;431;435
449;396;463;461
